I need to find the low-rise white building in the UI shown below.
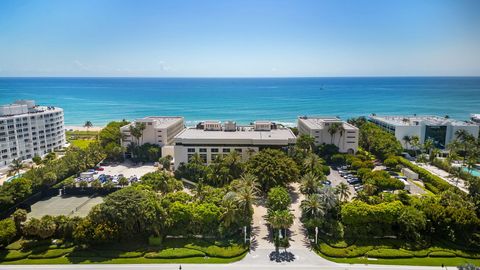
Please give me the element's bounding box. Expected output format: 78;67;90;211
369;115;479;149
120;116;184;158
297;116;359;154
173;121;296;169
0;100;65;167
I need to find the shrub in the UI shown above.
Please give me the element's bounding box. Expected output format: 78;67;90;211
0;250;30;261
0;218;17;247
144;248;205;259
428;250;456;257
317;243;374;258
148;236;162;246
28;248;73;259
67;249;99;258
366;248;413;258
185;243;247;258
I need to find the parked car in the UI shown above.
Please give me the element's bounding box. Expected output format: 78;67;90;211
323;180;332;186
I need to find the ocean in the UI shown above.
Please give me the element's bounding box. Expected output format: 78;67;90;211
0;77;479;126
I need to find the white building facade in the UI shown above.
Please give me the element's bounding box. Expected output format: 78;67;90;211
297;116;359;154
369;115;479;149
120;116;185;157
173;121;296;169
0;100;65;167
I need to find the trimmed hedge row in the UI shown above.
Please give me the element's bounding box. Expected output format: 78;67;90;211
0;250;30;261
318;242;480;259
366;248;413;258
397;157;452;193
145;248;205;259
185;243;247;258
28;248;74;259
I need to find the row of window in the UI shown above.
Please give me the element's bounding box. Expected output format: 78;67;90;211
187;147;243;153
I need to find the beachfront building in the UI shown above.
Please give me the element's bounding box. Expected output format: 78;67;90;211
369;115;479;149
173;120;296;169
120;116;184;158
297;116;359;154
0;100;65;168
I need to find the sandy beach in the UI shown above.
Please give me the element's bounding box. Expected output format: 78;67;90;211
64;126;104;132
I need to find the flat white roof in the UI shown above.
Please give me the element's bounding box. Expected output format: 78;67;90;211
369;115;476;127
298;116;357;130
122;116;183;129
175;125;296;145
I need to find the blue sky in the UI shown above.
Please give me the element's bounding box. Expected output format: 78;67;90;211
0;0;479;77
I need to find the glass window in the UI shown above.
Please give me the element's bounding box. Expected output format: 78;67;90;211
199;148;207;153
187;148;195;153
222;148;230;153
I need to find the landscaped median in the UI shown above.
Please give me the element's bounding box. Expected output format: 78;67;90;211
0;238;248;264
315;237;480;266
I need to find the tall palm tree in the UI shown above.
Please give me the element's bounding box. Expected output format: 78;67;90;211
335;182;351;202
221;193;239;230
328;122;341;144
337;124;345;146
410;135;420;156
83;121;93;133
317;186;338;211
235;185;258;225
268;209;294;253
423;138;434;155
299;172;321;195
237;173;261;195
300;194;325;223
402;135;411;150
303;153;323;176
8;159;24;176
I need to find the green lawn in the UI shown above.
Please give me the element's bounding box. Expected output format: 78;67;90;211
318;251;480;266
0;238;248;265
69;139;95;149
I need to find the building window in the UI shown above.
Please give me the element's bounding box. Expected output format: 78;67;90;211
199;148;207;153
211;148;219;153
234;148;242;153
222;148;230;153
200;154;207;163
187;148;195;153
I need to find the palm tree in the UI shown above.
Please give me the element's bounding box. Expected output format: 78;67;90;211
402;135;411;150
303;153;323;176
423;138;434;154
83;121;93;133
236;173;261;195
335;182;350;202
299;172;321;195
328;122;341;144
235;185;258;225
268;209;294;254
300;194;325;223
455;129;475;165
8;159;24;176
317;186;338;210
337;124;345;146
221;194;239;230
410;135;420;157
363;183;377;196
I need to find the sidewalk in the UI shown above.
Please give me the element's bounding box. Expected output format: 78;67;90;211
414;162;469;193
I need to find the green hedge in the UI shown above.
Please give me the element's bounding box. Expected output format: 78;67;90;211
397;157;452;193
366;248;413;258
317;243;374;258
185;243;247;258
28;248;73;259
95;250;144;258
144;248;205;259
0;250;31;261
429;250;456;257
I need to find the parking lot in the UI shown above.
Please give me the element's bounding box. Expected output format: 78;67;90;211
328;167;356;199
74;161;158;186
28;195;104;218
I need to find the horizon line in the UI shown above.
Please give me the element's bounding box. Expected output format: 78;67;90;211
1;75;480;79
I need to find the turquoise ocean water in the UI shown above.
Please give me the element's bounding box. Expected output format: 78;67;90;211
0;77;479;126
